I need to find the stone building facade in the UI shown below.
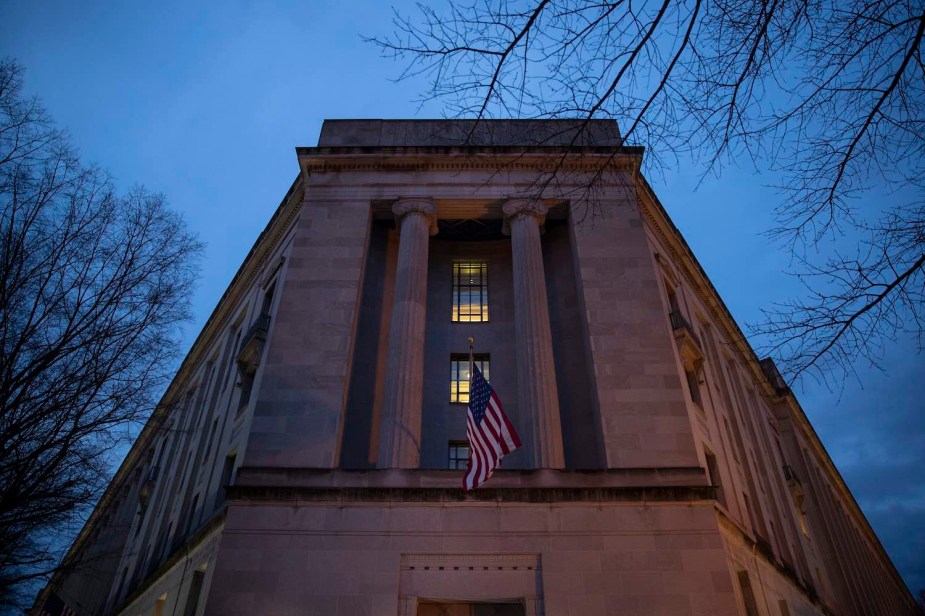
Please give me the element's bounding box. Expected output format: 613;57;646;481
35;120;917;616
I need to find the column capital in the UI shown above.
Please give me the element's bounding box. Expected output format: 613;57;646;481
393;197;438;236
502;199;548;235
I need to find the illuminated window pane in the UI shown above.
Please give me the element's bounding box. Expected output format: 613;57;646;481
449;354;490;403
452;262;488;322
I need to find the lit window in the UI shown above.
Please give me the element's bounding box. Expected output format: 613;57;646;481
449;354;490;403
452;262;488;322
448;441;469;469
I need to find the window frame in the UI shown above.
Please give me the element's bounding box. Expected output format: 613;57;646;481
448;440;470;470
449;353;490;404
451;261;489;323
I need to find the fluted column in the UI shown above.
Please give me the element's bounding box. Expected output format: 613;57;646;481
503;199;565;468
377;198;437;468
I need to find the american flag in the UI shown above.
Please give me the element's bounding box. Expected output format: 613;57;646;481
464;364;521;491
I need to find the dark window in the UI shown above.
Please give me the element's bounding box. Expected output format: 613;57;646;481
159;522;173;564
215;454;236;509
778;599;791;616
222;328;242;392
237;369;255;413
665;283;681;313
117;566;129;600
704;447;726;507
202;419;218;467
261;280;276;314
450;354;489;404
448;441;469;469
685;368;703;408
452;262;489;322
182;569;205;616
737;570;760;616
184;495;199;537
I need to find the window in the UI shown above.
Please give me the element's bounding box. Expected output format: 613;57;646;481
215;454;236;509
450;354;489;403
159;522;173;563
452;262;489;322
181;568;206;616
737;570;760;616
704;447;726;507
448;441;469;469
685;368;703;408
184;495;199;536
202;419;218;467
117;566;129;600
665;282;681;314
261;280;276;314
237;369;255;413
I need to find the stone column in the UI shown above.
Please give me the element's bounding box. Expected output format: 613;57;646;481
503;199;565;468
377;198;437;468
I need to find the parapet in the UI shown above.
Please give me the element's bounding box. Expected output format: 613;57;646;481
317;118;622;147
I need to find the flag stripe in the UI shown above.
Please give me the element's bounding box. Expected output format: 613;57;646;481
463;364;521;491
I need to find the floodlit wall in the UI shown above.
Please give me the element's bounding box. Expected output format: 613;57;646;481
38;121;917;616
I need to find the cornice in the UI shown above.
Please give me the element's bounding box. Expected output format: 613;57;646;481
298;146;643;176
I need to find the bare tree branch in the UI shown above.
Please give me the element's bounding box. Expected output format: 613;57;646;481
368;0;924;383
0;58;203;610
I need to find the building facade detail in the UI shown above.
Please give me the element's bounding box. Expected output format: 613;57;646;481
33;120;918;616
502;198;565;468
378;197;438;468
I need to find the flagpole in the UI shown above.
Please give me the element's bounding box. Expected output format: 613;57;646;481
467;336;475;396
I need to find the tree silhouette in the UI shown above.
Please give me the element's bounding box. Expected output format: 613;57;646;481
370;0;924;384
0;59;202;610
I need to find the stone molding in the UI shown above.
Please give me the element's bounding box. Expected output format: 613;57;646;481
298;145;645;176
225;485;717;503
393;197;438;236
234;466;710;489
401;553;540;570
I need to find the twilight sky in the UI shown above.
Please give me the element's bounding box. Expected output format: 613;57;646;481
2;0;922;595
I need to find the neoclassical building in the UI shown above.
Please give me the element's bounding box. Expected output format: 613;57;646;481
35;120;917;616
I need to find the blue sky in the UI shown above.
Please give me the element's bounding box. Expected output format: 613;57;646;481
2;0;922;595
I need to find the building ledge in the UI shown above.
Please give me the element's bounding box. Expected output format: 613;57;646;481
226;484;717;504
234;466;709;490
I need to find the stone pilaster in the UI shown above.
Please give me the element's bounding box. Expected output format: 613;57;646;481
377;198;437;468
503;199;565;468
